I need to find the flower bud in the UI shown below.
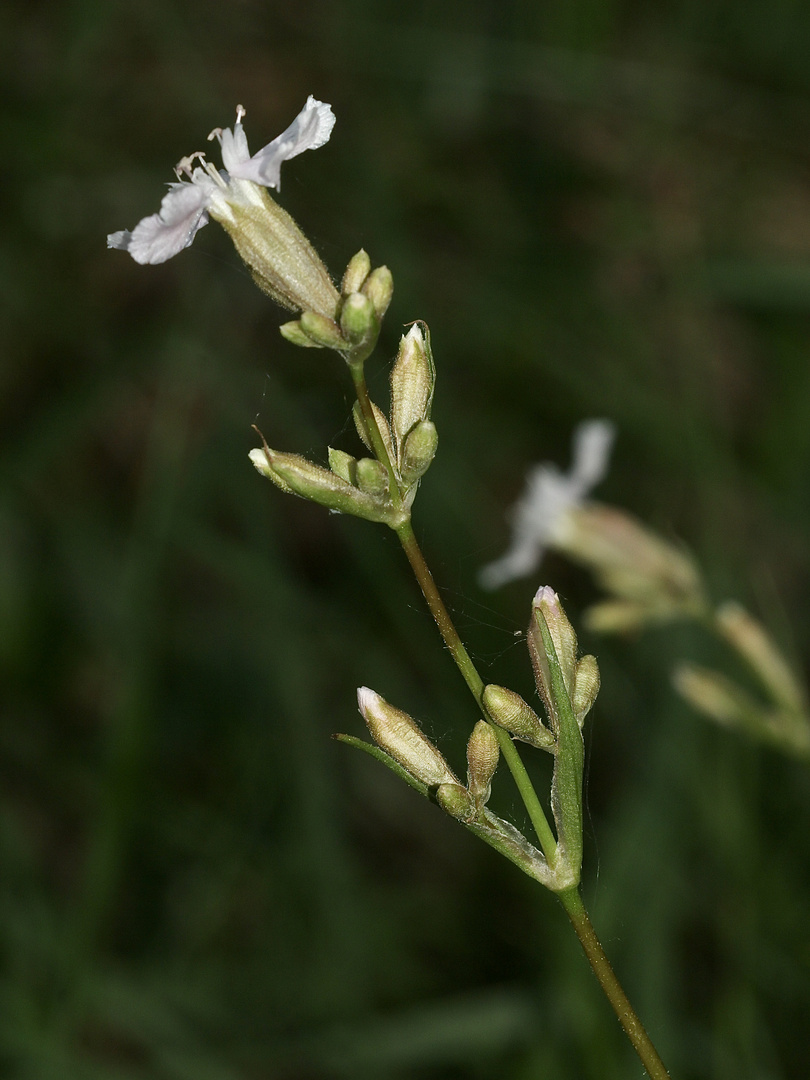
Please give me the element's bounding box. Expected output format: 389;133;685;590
362;265;394;319
528;586;577;730
572;654;600;728
352;400;395;463
400;421;438;486
342;249;372;295
279;320;324;348
482;684;555;751
390;325;434;459
357;687;457;787
436;783;475;821
299;311;345;350
340;292;379;347
327;447;357;485
466;721;500;809
250;441;404;526
355;457;389;497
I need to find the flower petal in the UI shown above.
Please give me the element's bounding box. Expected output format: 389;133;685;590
569;420;615;494
478;420;615;590
227;96;335;190
219;123;251;172
107;182;212;264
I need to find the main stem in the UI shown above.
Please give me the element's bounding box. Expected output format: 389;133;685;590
559;888;672;1080
395;518;558;859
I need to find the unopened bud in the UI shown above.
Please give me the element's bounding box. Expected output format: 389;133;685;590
362;265;394;319
572;654;600;727
529;586;577;729
390;325;434;458
355;457;389;497
466;721;500;808
352;400;395;463
342;249;372;295
299;311;345;350
357;687;457;787
401;421;438;485
482;684;555;751
250;440;403;526
436;783;475;821
327;447;357;485
279;320;323;348
715;601;806;713
340;292;379;347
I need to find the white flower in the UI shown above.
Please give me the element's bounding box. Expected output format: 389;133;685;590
479;420;615;590
107;97;335;266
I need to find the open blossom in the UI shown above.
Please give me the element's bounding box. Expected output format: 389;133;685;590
479;420;615;590
107;97;340;317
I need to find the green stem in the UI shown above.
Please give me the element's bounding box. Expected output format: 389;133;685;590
559;888;672;1080
348;360;404;514
395;519;483;699
395;518;558;861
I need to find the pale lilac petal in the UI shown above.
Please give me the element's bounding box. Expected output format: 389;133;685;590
569;420;615;494
107;183;212;264
219;123;251;172
479;421;615;590
478;533;546;591
227;97;335;190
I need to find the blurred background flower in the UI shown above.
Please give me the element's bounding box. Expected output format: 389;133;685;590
3;2;810;1077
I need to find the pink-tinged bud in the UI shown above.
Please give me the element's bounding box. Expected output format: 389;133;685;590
466;721;500;808
528;586;577;730
357;687;457;788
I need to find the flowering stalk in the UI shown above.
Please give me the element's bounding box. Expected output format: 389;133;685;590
108;98;672;1079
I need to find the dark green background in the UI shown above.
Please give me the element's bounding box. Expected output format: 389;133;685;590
3;2;810;1077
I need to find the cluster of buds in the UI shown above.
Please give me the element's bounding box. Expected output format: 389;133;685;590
673;602;810;759
279;249;393;364
249;321;437;526
349;587;600;893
